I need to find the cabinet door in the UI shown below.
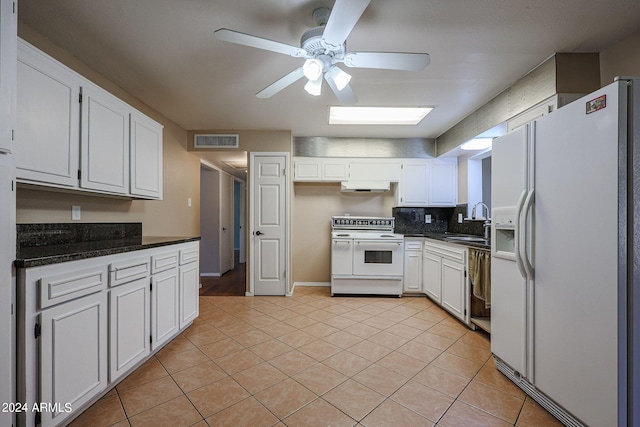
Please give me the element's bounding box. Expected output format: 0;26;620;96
16;40;81;187
403;250;423;292
428;159;457;206
0;0;16;154
130;110;163;199
399;161;428;206
80;83;130;194
322;158;349;181
109;277;150;381
179;263;199;329
40;291;107;427
293;157;321;181
422;251;441;302
349;160;401;181
151;268;179;350
441;259;466;321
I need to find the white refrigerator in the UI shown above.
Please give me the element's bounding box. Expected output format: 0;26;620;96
491;77;639;427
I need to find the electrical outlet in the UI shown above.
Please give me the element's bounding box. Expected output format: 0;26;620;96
188;197;192;207
458;213;463;223
425;214;432;224
72;205;81;221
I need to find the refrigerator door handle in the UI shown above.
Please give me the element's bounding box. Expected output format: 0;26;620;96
514;189;528;278
521;188;535;279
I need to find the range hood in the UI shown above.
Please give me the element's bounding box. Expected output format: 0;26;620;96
341;180;391;192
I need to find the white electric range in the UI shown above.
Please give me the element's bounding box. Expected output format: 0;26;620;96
330;216;404;296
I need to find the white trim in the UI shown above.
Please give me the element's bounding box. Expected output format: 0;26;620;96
199;273;221;277
245;291;254;297
293;282;331;287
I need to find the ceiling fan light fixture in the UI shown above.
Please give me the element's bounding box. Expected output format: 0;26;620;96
329;106;434;125
302;58;323;81
304;77;322;96
326;66;351;91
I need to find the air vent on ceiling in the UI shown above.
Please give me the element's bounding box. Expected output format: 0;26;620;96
194;134;239;149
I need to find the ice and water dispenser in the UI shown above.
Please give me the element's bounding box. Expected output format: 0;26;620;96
492;207;517;260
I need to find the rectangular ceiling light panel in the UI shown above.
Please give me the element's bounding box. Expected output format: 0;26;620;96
329;106;433;125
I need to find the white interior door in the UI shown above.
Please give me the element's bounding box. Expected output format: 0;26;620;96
250;153;288;296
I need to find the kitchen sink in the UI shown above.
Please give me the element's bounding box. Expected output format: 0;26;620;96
444;236;490;243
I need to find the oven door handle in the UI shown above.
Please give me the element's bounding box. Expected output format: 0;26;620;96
355;241;402;247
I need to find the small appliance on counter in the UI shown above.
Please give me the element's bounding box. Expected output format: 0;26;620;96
330;215;404;296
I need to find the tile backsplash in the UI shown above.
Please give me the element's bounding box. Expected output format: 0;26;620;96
393;204;485;236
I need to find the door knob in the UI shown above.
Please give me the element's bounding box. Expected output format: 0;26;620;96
255;230;263;236
222;227;227;231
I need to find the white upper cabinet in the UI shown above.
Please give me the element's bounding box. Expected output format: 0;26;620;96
0;0;16;154
293;157;349;182
16;40;81;187
349;159;401;181
15;39;163;199
397;159;457;207
398;160;429;206
428;159;457;206
80;82;130;195
130;111;163;199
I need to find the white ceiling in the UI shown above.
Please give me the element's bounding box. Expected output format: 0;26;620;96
17;0;640;144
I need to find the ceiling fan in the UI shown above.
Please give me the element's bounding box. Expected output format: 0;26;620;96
214;0;430;105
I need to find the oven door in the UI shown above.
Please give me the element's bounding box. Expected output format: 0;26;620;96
352;239;404;276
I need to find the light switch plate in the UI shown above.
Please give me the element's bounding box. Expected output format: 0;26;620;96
458;213;463;223
425;214;432;224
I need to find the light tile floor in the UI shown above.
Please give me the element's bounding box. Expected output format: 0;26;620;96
69;286;563;427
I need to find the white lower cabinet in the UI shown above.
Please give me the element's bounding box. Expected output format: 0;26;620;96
40;291;108;427
179;245;200;328
17;241;199;427
422;239;469;324
151;267;179;350
441;258;466;320
422;249;442;302
403;239;423;293
109;277;150;382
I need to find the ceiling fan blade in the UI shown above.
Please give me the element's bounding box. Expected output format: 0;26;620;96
325;72;358;105
344;52;431;71
322;0;371;47
256;67;305;98
215;28;307;58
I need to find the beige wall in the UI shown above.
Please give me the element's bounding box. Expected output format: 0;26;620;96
600;27;640;86
292;183;395;283
16;24;201;237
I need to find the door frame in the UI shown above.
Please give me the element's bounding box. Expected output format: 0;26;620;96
199;159;240;277
248;152;290;296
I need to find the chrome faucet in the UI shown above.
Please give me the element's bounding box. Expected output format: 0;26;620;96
472;202;492;240
471;202;490;220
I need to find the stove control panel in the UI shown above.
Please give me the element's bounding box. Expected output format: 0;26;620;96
331;216;395;230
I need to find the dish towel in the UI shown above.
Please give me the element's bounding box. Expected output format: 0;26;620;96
469;249;491;309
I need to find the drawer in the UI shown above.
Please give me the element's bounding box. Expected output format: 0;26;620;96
151;250;179;273
424;240;466;263
179;245;199;265
39;265;107;309
404;240;422;251
109;257;151;287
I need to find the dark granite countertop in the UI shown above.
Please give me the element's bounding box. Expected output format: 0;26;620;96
402;232;491;251
15;236;201;268
15;223;200;268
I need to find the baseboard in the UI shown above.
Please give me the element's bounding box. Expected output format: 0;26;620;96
200;273;221;277
293;282;331;287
